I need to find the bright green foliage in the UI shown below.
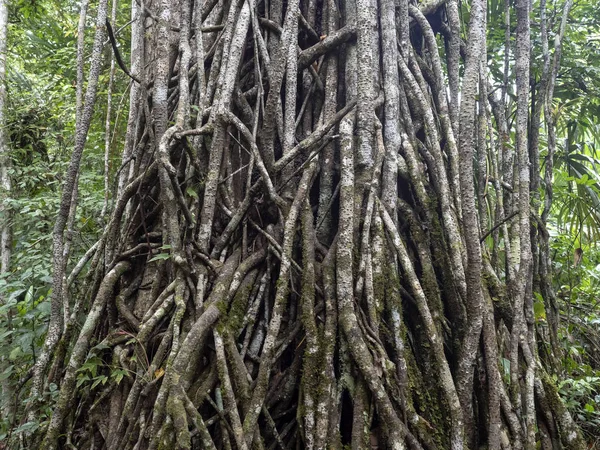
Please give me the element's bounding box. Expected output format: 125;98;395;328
548;224;600;441
0;0;128;440
483;0;600;442
547;0;600;239
543;7;600;438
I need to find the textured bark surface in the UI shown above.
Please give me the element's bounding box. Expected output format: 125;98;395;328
24;0;587;448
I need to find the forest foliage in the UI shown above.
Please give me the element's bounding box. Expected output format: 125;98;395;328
1;0;600;448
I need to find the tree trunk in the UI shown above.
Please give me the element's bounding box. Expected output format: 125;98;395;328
0;0;14;428
28;0;588;448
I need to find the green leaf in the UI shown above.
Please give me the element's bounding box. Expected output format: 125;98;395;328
9;346;22;361
76;374;90;388
0;330;14;340
91;375;108;389
0;365;14;381
77;356;103;377
24;286;33;303
186;187;198;199
149;253;171;262
585;403;595;412
111;369;128;385
533;301;546;321
13;421;39;434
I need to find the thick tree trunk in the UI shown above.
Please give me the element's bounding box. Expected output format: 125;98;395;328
26;0;587;449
